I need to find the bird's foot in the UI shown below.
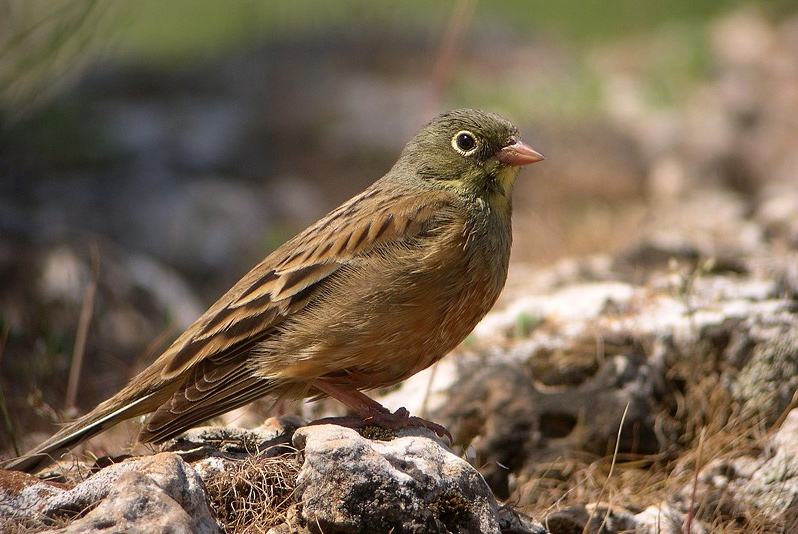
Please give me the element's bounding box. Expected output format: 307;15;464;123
310;407;452;442
369;407;453;442
310;379;452;441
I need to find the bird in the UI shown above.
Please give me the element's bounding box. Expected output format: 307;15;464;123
5;109;543;473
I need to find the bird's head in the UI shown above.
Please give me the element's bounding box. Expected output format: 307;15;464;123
393;109;544;207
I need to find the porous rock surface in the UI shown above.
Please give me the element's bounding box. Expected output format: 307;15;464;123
0;424;543;534
0;453;220;534
288;425;500;534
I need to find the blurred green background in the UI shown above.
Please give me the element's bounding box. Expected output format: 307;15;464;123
1;0;791;115
53;0;789;59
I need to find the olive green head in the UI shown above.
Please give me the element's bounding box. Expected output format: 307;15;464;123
390;109;543;203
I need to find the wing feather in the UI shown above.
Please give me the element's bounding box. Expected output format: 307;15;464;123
157;184;453;384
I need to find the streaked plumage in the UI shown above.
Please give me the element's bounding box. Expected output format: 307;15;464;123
5;109;543;473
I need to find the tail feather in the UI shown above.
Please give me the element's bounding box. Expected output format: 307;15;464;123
3;392;158;473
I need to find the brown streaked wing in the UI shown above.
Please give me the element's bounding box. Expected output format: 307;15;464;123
142;377;276;443
161;305;279;377
157;187;453;382
144;355;275;441
270;262;341;301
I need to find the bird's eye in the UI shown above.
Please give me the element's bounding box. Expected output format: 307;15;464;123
452;131;478;155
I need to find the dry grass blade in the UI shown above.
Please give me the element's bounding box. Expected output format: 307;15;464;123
65;242;100;411
591;401;629;534
686;427;705;534
424;0;476;118
205;452;302;534
0;0;117;119
0;323;18;456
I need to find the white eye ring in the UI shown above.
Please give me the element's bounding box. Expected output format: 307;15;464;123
451;130;478;156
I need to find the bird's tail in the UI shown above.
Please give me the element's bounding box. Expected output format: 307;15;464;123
3;391;159;473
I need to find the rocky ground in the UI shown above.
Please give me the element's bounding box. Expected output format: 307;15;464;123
1;6;798;534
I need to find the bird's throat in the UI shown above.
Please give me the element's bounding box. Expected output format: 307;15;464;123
485;165;518;218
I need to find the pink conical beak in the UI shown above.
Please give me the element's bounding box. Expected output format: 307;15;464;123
495;136;545;166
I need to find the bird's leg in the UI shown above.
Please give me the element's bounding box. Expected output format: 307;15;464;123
311;379;452;441
313;379;392;416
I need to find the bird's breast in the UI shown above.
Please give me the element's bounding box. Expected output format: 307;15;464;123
256;201;512;391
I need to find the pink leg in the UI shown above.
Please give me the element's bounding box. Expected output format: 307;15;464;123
313;380;392;416
312;379;452;441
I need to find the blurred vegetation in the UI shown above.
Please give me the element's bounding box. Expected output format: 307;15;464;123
108;0;793;60
1;0;794;119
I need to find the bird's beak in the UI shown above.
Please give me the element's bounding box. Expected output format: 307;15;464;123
495;137;545;166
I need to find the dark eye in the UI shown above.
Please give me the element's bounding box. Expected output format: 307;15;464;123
452;130;477;154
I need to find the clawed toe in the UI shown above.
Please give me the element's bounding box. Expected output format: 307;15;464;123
370;410;452;442
405;415;453;442
392;407;410;419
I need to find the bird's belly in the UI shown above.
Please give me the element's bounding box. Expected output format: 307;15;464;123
300;276;495;391
258;230;507;391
